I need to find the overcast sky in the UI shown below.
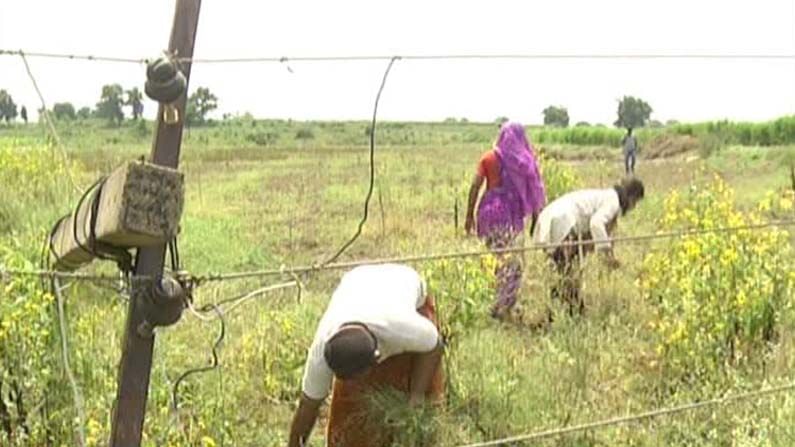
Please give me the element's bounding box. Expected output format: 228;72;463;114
1;0;794;125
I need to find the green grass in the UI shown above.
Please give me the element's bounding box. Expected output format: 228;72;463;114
1;120;795;446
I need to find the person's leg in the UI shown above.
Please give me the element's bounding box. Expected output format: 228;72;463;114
630;151;636;175
564;250;585;316
624;152;631;175
560;248;577;316
491;230;521;318
494;257;521;316
548;244;572;322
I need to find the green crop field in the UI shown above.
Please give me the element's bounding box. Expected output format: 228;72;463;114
2;119;795;446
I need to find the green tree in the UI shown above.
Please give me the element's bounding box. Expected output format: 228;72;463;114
52;102;76;121
126;87;144;120
614;95;652;129
95;84;125;125
77;107;92;120
0;90;18;123
542;105;569;127
575;121;590;127
186;87;218;126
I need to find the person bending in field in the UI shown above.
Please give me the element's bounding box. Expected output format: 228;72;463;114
464;122;546;319
288;264;444;447
532;178;645;318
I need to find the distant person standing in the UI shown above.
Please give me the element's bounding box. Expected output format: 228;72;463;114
621;128;638;175
20;106;28;124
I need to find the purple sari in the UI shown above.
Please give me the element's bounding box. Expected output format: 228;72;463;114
476;122;546;316
477;122;546;237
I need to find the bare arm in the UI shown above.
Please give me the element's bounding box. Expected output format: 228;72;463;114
465;174;485;234
408;341;443;405
288;394;323;447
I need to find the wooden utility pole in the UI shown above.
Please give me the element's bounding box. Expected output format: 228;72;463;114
109;1;201;445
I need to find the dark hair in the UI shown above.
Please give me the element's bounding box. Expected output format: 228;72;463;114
615;177;645;214
324;325;378;379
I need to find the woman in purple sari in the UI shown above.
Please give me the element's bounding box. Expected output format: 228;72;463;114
465;122;547;319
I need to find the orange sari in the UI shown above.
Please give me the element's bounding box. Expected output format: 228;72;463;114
325;297;445;447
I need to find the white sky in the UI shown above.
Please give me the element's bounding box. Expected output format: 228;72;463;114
1;0;794;125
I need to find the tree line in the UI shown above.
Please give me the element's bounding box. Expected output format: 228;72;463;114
540;96;654;129
0;84;218;126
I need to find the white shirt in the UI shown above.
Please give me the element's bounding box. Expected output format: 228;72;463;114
532;188;621;251
301;264;440;400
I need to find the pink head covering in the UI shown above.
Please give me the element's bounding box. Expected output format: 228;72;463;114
494;122;546;217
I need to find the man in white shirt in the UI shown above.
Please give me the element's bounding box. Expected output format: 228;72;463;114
533;178;645;317
288;264;444;447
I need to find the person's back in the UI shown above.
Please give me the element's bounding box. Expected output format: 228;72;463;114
291;263;444;447
308;264;435;380
533;188;620;248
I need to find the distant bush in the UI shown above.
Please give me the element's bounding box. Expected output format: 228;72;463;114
698;133;727;158
76;107;92;120
542;105;569;128
531;126;625;146
245;131;280;147
525;116;795;148
671;116;795;146
133;118;149;138
52;102;76;121
295;128;314;140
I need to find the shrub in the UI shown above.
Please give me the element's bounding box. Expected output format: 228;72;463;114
52;103;77;121
295;128;314;141
536;150;582;202
422;257;495;346
244;131;279;147
0;244;57;445
641;177;794;379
